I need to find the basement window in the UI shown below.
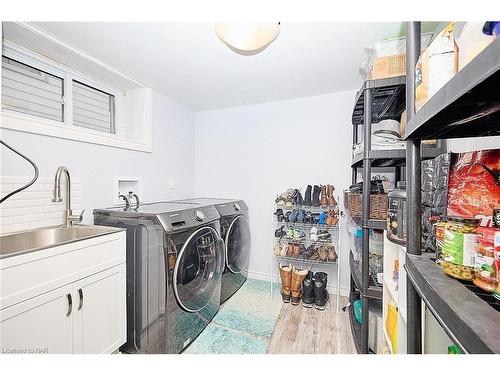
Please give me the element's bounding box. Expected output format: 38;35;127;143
1;56;64;123
72;80;116;134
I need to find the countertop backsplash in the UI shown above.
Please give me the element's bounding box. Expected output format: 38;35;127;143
0;176;82;235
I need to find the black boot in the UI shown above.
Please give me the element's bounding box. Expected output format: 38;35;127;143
302;271;315;308
312;185;321;207
313;272;329;310
273;208;284;222
303;185;312;206
294;189;304;206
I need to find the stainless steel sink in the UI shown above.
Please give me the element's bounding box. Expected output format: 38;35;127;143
0;225;124;259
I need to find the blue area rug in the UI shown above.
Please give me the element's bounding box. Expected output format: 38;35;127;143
184;278;282;354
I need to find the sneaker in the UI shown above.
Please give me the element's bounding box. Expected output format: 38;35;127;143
293;228;306;241
327;246;337;262
318;246;328;261
317;230;331;242
314;272;329;310
275;225;286;238
318;211;327;225
286;227;295;238
274;208;285;222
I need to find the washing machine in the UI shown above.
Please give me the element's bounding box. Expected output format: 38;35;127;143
172;198;250;304
93;201;224;354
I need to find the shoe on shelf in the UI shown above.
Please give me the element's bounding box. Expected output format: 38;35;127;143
288;209;298;223
313;272;330;310
290;267;309;306
296;209;305;223
303;185;312;206
275;225;286;238
318;211;327;225
318;246;328;261
312;185;321;207
317;230;332;242
312;212;320;224
274;208;285;222
327;246;337;262
309;248;320;261
292;244;301;257
327;185;337;207
320;185;328;207
298;244;308;258
274;242;281;256
276;189;294;206
280;243;288;257
303;211;312;224
293;228;306;241
286;244;294;257
279;264;292;303
310;226;318;242
285;189;296;208
302;271;315;308
286;226;295;238
294;189;304;206
326;209;338;226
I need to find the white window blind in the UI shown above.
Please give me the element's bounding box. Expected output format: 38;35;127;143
73;80;115;134
1;56;64;122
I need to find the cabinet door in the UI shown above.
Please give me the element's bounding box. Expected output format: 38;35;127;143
73;264;126;354
0;286;73;354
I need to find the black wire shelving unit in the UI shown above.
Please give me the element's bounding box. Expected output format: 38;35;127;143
404;27;500;354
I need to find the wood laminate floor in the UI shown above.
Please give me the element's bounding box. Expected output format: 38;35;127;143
267;296;357;354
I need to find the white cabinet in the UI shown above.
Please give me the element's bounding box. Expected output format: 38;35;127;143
74;265;126;354
0;286;74;354
0;229;126;354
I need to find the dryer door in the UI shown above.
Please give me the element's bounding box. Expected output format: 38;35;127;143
173;226;223;313
225;215;251;274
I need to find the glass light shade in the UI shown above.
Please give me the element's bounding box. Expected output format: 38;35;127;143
215;23;280;55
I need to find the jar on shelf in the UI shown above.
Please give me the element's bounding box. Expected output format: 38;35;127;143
434;222;446;267
387;181;406;245
442;217;479;281
473;226;499;292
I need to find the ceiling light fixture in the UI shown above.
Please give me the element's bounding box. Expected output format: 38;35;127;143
215;22;280;56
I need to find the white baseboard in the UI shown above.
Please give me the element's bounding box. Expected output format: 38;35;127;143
246;269;350;297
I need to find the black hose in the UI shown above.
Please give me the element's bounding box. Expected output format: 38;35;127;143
0;139;39;204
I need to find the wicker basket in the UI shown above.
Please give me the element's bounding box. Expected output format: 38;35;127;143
347;192;388;220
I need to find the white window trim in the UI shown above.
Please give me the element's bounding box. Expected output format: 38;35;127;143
1;41;152;153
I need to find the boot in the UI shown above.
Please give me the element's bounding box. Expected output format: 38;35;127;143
286;243;294;257
327;185;337;207
290;267;309;305
274;208;284;222
292;244;300;257
279;264;292;303
294;189;303;206
320;185;328;207
303;185;312;206
302;271;315;308
312;185;321;207
314;272;329;310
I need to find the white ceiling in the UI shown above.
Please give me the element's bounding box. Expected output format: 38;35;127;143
30;22;406;111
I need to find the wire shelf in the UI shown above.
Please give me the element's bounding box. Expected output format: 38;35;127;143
274;235;338;246
274;254;338;267
274;219;339;231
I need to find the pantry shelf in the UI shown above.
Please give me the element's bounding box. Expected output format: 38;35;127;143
351;76;406;126
404;38;500;141
405;253;500;354
351;215;387;231
349;251;383;299
350;146;447;168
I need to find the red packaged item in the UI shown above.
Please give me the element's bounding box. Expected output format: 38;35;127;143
494;232;500;300
447;149;500;224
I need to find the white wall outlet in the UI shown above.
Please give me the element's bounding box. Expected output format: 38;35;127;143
168;177;175;189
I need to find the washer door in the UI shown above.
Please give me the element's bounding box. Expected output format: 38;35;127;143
225;215;251;274
173;226;223;313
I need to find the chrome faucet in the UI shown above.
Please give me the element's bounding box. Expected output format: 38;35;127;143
52;166;84;227
118;193;131;208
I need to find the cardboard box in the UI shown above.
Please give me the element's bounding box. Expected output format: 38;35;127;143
368;53;406;80
399;109;436;145
415;23;459;112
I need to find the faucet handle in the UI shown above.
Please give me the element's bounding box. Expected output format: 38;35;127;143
69;209;85;224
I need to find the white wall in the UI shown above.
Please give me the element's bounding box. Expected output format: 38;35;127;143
194;90;356;295
0;91;196;227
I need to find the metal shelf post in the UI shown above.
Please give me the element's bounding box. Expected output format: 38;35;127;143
405;21;423;354
361;87;372;354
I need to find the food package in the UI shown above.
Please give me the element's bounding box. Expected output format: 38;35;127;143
422;153;451;252
385;302;398;353
447;149;500;225
415;23;459;112
360;33;433;80
455;22;495;71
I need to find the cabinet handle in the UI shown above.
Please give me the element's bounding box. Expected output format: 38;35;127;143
77;288;83;310
66;293;72;317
